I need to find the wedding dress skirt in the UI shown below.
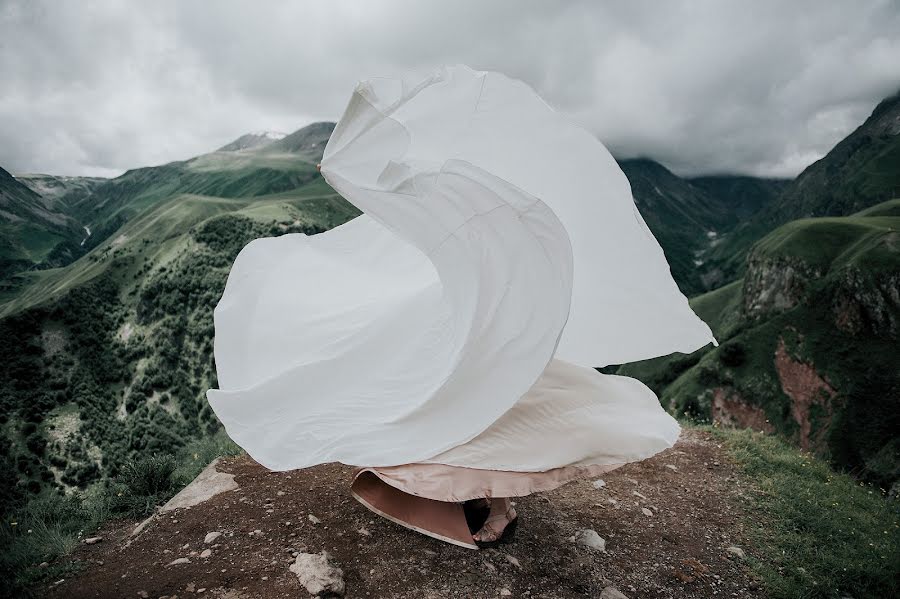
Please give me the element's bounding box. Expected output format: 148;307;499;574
206;65;716;546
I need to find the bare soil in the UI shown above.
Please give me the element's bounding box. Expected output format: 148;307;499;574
40;429;765;598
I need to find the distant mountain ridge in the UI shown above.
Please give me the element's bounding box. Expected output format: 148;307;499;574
0;167;94;279
706;90;900;280
216;130;287;152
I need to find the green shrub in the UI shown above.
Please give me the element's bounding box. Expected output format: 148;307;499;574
108;454;178;517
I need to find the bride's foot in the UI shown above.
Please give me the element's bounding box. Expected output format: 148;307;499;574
473;498;518;547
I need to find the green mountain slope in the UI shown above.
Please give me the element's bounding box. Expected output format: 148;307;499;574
0;167;89;279
619;199;900;488
58;122;334;259
707;90;900;281
15;173;107;212
0;124;361;512
619;159;785;294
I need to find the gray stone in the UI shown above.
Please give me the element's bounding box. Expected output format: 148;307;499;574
574;529;606;552
727;545;746;559
160;458;238;513
592;479;607;489
204;531;222;544
289;551;345;597
83;536;103;544
600;587;629;599
167;557;191;566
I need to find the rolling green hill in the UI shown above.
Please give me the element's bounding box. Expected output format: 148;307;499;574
619;200;900;489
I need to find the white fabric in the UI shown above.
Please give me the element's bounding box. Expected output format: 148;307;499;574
206;65;716;472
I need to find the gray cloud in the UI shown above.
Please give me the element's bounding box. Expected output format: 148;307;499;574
1;0;898;178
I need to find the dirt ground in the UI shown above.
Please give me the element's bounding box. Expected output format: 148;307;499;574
40;429;765;598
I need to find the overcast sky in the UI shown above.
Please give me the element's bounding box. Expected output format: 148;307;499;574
1;1;898;179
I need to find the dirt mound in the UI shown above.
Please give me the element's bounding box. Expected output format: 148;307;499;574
40;430;762;598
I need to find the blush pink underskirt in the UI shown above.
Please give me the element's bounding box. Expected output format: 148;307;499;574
355;461;624;503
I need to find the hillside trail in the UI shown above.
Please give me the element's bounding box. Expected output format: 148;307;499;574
40;429;764;598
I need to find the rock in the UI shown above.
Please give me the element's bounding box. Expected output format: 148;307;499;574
574;529;606;552
168;557;191;566
600;587;629;599
641;507;653;517
39;561;49;568
592;479;607;489
200;549;212;558
499;588;512;596
665;464;678;471
504;554;522;569
727;546;746;559
289;551;345;597
249;529;264;537
83;536;103;544
277;490;286;496
131;514;154;537
632;491;647;500
357;527;370;537
160;458;238;513
137;591;149;598
308;514;321;524
204;531;222;544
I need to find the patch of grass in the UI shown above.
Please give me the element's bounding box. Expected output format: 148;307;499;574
172;429;242;485
107;454;179;518
714;426;900;599
0;491;102;595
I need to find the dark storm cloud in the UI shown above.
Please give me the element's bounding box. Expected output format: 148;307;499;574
1;0;898;178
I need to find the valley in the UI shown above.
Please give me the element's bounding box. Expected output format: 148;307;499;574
0;91;898;598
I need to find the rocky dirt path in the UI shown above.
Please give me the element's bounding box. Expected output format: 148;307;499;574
40;429;764;598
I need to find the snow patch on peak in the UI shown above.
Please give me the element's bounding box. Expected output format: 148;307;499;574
251;131;287;140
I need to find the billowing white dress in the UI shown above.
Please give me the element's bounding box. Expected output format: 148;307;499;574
206;65;716;481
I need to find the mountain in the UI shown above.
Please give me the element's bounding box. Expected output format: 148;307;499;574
0;122;359;515
0;167;96;280
261;121;334;160
216;130;287;152
618;199;900;488
706;90;900;281
619;159;785;294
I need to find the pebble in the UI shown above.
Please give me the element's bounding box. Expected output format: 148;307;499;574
641;508;654;517
168;557;191;566
204;531;222;544
83;537;103;545
500;588;512;596
665;464;678;471
200;549;212;558
727;546;746;559
505;554;522;569
592;479;607;489
308;514;321;524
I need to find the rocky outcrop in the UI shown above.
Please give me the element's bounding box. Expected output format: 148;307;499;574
710;387;775;434
742;255;819;318
773;338;836;451
832;266;900;337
